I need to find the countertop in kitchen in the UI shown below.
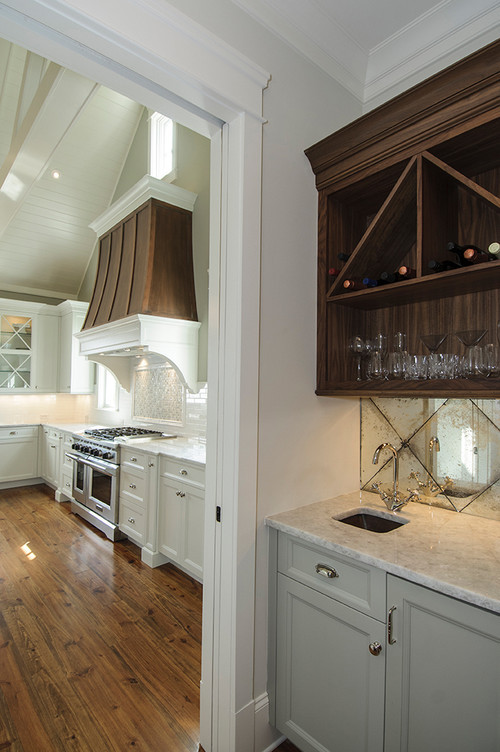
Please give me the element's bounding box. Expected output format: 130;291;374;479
266;490;500;614
120;436;206;465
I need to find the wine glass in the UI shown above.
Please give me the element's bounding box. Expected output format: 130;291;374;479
349;335;364;381
455;329;487;377
420;333;447;353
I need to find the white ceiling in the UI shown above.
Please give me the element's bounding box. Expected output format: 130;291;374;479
231;0;500;107
0;39;144;300
0;2;498;300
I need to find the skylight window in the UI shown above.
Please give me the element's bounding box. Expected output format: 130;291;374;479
149;112;175;180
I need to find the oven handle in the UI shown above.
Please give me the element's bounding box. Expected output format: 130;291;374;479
65;452;119;476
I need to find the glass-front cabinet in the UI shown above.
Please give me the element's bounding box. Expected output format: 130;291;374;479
0;314;33;389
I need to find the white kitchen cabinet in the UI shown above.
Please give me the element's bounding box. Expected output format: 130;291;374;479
0;426;38;483
270;530;500;752
274;533;386;752
0;300;59;393
57;301;94;394
40;426;61;488
119;447;157;549
385;575;500;752
157;457;205;582
55;431;76;502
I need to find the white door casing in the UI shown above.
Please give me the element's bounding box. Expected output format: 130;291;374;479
0;1;270;750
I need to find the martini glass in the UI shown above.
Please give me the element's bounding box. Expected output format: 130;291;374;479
455;329;487;377
420;333;447;353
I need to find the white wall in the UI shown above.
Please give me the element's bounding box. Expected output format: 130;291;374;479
162;0;362;732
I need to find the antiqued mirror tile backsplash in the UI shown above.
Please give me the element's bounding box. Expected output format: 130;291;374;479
361;398;500;521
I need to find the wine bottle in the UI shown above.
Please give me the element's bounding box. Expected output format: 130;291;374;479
338;252;351;262
487;242;500;259
342;278;364;291
428;259;461;272
397;265;416;279
362;277;378;288
463;247;491;264
446;241;478;266
379;271;398;284
328;267;341;277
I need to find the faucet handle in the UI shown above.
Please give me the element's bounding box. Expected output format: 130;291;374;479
408;470;420;480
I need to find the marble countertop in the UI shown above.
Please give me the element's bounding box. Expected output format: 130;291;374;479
266;490;500;614
120;436;206;465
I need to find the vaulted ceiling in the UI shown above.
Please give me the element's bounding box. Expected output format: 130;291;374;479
0;39;144;300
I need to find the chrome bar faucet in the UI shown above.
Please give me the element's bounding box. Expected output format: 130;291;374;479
409;435;454;497
372;442;418;512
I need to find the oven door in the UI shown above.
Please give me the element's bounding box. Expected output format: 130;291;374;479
87;460;119;524
66;452;87;505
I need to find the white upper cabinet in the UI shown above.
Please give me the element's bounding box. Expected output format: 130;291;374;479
56;301;94;394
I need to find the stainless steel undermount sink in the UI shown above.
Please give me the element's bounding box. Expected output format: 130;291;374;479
334;507;409;533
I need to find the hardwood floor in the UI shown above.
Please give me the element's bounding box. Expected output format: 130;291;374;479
0;484;202;751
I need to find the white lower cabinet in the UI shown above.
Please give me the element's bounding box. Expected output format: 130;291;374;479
385;575;500;752
157;457;205;582
271;531;500;752
119;447;157;548
40;426;61;487
0;426;38;483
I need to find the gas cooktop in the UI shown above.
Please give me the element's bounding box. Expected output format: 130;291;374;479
83;427;166;442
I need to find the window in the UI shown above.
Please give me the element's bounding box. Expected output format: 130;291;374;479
149;112;175;180
97;365;119;410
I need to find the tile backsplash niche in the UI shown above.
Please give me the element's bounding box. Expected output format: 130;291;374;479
133;363;207;436
361;398;500;522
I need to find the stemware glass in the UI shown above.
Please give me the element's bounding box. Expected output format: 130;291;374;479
420;333;447;354
455;329;487;377
348;335;364;381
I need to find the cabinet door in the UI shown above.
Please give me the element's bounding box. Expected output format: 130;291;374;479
276;574;385;752
32;313;59;392
181;484;204;580
158;476;183;561
0;436;38;482
385;575;500;752
41;429;60;486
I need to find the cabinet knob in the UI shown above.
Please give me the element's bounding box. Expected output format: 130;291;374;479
129;483;136;489
315;563;338;579
176;490;186;498
180;468;188;476
369;641;382;656
148;462;154;468
130;457;137;462
128;517;135;524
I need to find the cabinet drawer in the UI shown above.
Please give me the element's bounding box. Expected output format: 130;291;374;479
119;499;146;544
0;425;38;439
160;457;205;487
278;533;386;620
120;448;148;472
61;473;73;498
120;469;146;504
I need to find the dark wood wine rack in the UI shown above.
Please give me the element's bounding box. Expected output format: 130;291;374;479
306;40;500;397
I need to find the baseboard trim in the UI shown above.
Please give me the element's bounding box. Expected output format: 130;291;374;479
254;692;284;752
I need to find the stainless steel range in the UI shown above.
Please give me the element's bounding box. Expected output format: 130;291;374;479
65;426;166;541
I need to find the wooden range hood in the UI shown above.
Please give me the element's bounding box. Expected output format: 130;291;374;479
76;177;201;393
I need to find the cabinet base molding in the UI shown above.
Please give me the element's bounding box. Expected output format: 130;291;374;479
55;489;72;503
140;548;170;568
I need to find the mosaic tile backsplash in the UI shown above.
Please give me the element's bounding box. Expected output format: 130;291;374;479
134;365;184;423
361;398;500;522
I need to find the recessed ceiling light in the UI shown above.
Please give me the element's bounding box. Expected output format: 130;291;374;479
51;169;61;179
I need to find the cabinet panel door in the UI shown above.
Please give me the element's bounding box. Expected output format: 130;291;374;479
158;477;183;561
0;438;38;482
182;485;204;580
276;574;385;752
385;575;500;752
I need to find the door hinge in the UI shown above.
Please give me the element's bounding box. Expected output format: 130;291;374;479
216;506;221;522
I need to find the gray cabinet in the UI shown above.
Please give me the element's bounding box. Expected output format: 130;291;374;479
385;575;500;752
270;530;500;752
274;533;386;752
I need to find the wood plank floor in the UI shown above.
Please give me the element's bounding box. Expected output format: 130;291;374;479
0;484;203;752
0;484;301;752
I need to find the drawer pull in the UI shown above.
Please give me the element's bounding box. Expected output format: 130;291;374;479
369;641;382;656
148;461;154;468
315;563;338;579
129;483;136;489
176;490;186;498
9;430;16;435
128;517;135;524
388;606;397;645
130;457;137;462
